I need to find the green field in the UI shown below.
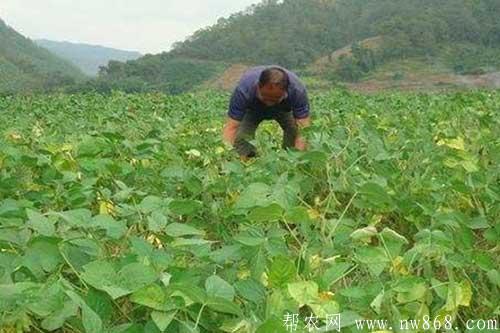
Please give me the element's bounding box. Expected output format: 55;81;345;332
0;90;499;332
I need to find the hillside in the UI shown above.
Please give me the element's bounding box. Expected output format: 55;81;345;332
93;0;500;94
0;18;84;94
36;39;142;76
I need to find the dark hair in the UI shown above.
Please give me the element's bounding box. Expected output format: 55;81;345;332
258;67;290;90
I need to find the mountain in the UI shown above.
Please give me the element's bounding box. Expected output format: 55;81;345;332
36;39;142;76
92;0;500;93
0;18;84;95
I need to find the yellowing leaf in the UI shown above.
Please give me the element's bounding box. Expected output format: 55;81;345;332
350;226;378;243
185;149;201;157
307;208;321;220
99;200;116;216
390;256;409;275
456;280;472;306
445;280;472;311
437;137;465;151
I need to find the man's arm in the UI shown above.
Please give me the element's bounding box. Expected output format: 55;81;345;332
222;117;241;145
296;116;311;128
294;116;310;151
223;87;247;145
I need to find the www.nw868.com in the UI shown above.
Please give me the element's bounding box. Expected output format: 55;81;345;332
282;313;499;332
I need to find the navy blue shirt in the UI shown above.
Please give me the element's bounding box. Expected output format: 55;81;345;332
228;66;310;121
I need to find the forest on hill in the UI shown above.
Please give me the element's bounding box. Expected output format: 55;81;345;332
0;18;84;95
89;0;500;94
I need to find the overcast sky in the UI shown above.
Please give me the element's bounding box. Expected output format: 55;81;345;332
0;0;260;54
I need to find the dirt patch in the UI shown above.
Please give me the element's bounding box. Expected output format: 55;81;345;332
204;64;250;91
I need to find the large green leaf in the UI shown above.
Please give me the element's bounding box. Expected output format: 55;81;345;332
248;203;283;223
205;275;235;301
151;310;176;332
235;183;272;209
287;281;318;306
169;199;203;216
206;296;242;316
26;209;55;236
268;256;296;288
131;284;169;311
65;290;103;333
81;261;157;299
92;214;127;239
355;246;390;276
165;222;205;237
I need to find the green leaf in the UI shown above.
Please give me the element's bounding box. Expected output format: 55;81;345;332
65;290;103;333
22;237;63;277
206;296;242;316
339;287;367;299
350;226;377;243
487;270;500;287
310;299;340;319
339;311;364;328
380;227;409;257
85;288;113;324
148;211;168;232
467;216;490;229
234;279;266;304
170;238;213;247
151;310;176;332
169;283;206;305
321;262;352;288
41;300;78;331
92;214;127;239
256;316;288;333
287;281;318;306
81;261;157;299
234;235;265;247
393;276;428;303
284;206;311;224
248;203;283;223
165;222;205;237
131;284;168;311
355;246;390;276
268;256;296;288
205;275;235;301
357;182;395;211
370;291;384;314
169;199;202;216
473;251;495;271
139;196;166;214
55;209;92;228
26;209;55;236
235;183;272;209
431;278;448;300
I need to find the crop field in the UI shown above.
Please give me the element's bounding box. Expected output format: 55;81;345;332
0;90;498;332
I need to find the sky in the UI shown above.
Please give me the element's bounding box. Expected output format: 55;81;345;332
0;0;261;54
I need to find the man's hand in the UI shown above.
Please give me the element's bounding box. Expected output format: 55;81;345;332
294;116;311;151
294;136;308;151
222;117;241;145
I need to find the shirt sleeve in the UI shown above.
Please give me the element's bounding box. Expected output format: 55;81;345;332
228;87;248;121
291;88;310;119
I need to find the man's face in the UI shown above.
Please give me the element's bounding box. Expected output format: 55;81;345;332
257;83;287;106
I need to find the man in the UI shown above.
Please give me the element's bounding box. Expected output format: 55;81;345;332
222;66;310;159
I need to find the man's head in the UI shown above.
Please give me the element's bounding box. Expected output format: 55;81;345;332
257;67;290;106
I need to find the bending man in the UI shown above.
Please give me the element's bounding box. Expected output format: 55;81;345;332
222;66;311;159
